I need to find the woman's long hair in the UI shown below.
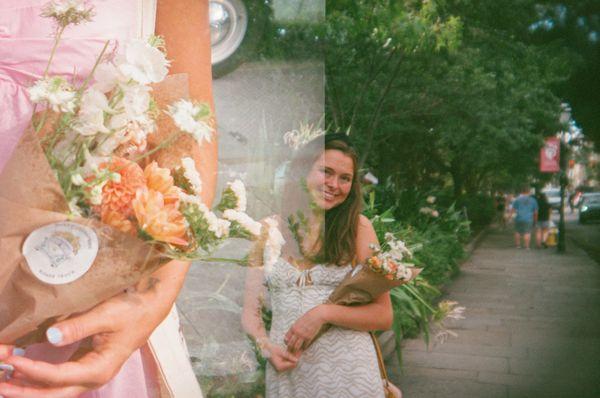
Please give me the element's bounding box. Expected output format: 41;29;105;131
281;137;362;266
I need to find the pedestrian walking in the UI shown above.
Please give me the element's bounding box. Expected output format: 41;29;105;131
510;186;538;249
535;192;551;248
495;192;507;228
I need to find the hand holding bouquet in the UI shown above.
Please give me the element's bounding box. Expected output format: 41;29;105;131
306;233;421;348
0;3;262;346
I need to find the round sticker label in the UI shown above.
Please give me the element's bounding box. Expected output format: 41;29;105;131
22;222;99;285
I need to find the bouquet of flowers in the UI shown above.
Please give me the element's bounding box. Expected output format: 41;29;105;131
0;1;261;345
305;233;421;348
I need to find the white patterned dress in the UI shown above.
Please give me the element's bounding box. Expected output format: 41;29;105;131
265;258;385;398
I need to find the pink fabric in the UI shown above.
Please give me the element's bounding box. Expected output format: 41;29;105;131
0;2;161;396
0;0;137;173
25;342;160;398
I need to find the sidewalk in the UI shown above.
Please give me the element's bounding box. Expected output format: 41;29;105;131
388;226;600;398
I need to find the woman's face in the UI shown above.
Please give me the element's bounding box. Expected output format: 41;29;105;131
306;149;354;210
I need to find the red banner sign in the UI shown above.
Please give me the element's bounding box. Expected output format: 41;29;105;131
540;137;560;173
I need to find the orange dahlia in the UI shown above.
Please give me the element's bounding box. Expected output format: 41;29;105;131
102;210;134;234
144;161;181;205
132;188;188;246
97;157;146;222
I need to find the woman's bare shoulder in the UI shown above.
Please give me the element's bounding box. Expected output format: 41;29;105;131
356;214;378;260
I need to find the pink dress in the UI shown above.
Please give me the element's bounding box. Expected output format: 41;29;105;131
0;1;160;396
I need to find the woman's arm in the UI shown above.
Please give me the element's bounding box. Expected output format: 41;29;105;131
242;235;300;372
284;215;393;352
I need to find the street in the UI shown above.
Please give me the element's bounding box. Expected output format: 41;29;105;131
563;210;600;264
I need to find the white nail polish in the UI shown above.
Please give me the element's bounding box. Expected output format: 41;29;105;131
12;347;25;357
46;327;63;345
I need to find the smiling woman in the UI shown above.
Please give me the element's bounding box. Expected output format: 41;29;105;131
241;134;392;398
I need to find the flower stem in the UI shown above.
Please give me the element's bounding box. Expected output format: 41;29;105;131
78;40;111;94
43;26;66;78
130;131;182;164
402;283;437;313
202;257;248;265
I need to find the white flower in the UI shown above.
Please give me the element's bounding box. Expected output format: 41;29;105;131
384;233;412;261
117;39;169;85
283;123;326;150
93;63;123;93
108;84;154;131
167;99;213;144
196;203;229;238
395;263;412;281
179;191;203;205
80;147;108;175
68;197;83;217
228;179;247;212
383;37;392;48
223;209;262;237
419;206;438;217
89;182;105;205
426;196;436;204
181;157;202;196
71;174;85;186
263;217;285;275
28;77;77;113
73;88;110;135
41;0;94;27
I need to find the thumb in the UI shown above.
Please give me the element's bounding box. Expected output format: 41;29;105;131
46;308;109;347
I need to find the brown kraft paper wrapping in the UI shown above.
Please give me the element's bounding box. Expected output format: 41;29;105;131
305;265;422;349
0;75;193;346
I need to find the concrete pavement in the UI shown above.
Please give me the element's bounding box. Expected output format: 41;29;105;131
389;226;600;398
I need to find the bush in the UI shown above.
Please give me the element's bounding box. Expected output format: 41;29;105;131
458;193;495;230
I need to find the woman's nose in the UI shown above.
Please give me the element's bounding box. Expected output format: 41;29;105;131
325;175;339;189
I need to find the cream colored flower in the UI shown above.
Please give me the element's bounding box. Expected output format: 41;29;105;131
167;99;213;144
181;157;202;196
263;217;285;274
41;0;94;28
28;77;77;113
73;88;110;135
223;209;262;237
117;39;169;85
228;179;247;212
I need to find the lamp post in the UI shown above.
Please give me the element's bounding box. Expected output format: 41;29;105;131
557;105;571;253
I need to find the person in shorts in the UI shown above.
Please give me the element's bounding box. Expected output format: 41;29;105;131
535;192;551;248
510;186;538;249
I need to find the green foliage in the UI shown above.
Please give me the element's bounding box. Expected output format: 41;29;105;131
458;193;496;230
367;189;469;364
326;0;568;197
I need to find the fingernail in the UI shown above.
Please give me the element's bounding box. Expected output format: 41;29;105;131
0;364;13;372
12;347;25;357
46;327;63;345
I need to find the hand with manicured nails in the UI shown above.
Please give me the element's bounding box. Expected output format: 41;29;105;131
0;261;189;398
0;289;160;397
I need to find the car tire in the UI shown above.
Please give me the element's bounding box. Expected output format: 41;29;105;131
210;0;270;78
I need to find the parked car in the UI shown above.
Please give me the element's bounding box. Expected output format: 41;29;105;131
209;0;269;77
543;188;561;210
578;193;600;224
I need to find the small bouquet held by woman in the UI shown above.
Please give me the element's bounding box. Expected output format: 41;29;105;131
306;232;421;348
